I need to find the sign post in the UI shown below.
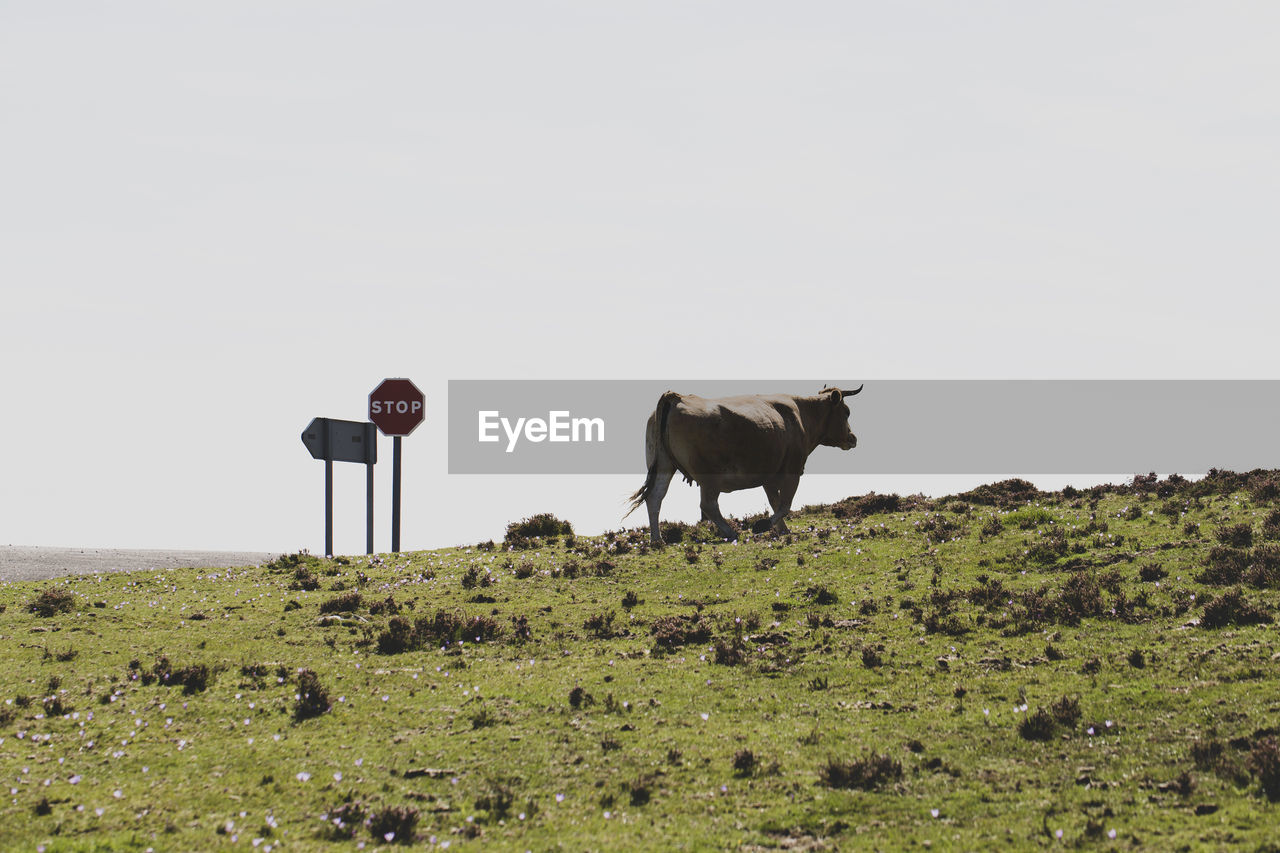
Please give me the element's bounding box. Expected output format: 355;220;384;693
301;417;378;556
369;378;425;552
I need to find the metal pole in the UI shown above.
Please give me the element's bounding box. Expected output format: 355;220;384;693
325;458;333;558
366;461;374;555
392;435;402;553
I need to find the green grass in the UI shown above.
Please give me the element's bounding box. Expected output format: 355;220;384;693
4;470;1280;851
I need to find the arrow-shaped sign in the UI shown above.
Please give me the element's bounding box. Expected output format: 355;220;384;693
301;418;378;464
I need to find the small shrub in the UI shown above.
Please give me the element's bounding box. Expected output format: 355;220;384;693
1191;738;1224;770
1017;707;1058;741
1050;695;1081;728
1247;737;1280;802
264;551;317;572
1201;587;1273;628
368;805;419;844
369;595;400;616
1127;648;1146;668
1199;547;1249;585
732;749;758;777
621;590;641;610
142;657;214;693
818;752;902;790
660;522;688;544
290;566;320;591
377;616;415;654
323;799;367;840
505;513;573;543
832;492;901;519
861;645;884;668
627;774;655;806
1054;572;1104;624
805;585;838;606
1245;544;1280;588
650;614;712;650
1216;523;1254;548
568;686;593;709
294;669;331;721
1261;510;1280;542
583;610;618;639
28;588;76;617
1139;564;1167;582
319;592;362;614
470;707;499;729
714;637;747;666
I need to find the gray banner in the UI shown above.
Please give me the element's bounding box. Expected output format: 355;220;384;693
447;380;1280;475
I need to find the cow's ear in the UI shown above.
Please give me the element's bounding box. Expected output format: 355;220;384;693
820;386;843;404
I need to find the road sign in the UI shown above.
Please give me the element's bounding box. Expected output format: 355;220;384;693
369;378;425;436
300;418;378;556
369;378;424;552
301;418;378;464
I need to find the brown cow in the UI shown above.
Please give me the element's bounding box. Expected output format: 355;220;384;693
625;386;863;544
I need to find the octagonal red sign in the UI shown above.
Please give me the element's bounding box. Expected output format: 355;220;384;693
369;378;425;436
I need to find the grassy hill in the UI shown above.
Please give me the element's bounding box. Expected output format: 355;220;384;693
3;470;1280;851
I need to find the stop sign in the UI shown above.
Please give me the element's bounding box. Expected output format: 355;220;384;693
369;378;425;436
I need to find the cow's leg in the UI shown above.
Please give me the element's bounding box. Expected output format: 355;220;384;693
764;485;781;512
767;476;800;534
753;485;783;533
646;464;677;546
699;484;737;541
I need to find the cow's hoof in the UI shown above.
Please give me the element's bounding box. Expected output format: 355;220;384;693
750;518;773;534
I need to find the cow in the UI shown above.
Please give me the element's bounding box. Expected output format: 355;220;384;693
625;386;863;545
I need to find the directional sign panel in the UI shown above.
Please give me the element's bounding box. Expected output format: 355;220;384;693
301;418;378;464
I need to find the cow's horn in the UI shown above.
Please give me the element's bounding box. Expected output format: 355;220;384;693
841;384;864;397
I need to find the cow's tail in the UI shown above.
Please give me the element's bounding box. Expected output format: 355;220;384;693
624;391;682;519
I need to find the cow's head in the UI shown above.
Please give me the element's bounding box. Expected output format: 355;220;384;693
817;385;862;450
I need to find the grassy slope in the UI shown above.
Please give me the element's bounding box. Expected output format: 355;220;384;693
3;471;1280;852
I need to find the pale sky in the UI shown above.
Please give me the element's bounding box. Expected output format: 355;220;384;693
3;3;1278;554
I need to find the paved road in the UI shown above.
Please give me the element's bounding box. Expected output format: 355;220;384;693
0;545;277;582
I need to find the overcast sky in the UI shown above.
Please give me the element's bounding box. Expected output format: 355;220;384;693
3;3;1278;555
